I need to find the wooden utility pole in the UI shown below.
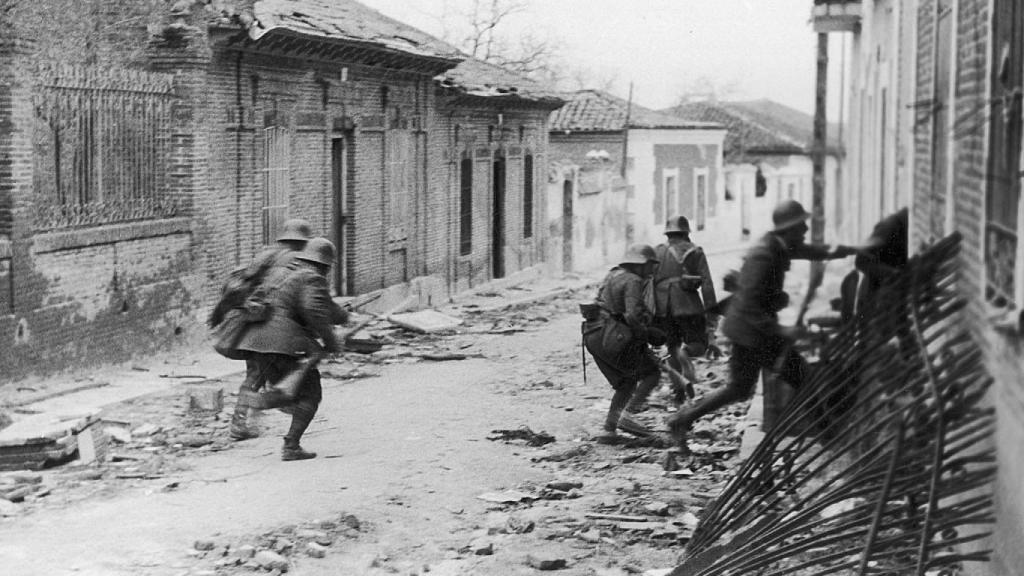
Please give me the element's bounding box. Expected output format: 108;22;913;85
811;33;829;245
621;81;634;179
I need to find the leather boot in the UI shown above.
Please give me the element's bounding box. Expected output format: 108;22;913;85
625;373;661;414
229;388;259;441
281;403;317;461
597;385;633;443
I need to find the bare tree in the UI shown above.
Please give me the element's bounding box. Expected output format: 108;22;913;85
434;0;562;80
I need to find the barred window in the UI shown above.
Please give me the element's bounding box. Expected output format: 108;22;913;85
262;126;291;244
32;66;178;231
985;0;1023;308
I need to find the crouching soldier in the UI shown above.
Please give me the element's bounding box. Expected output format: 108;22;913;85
581;244;667;444
215;238;343;461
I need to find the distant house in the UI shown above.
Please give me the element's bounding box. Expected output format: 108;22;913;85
665;99;843;244
548;90;726;272
0;0;562;382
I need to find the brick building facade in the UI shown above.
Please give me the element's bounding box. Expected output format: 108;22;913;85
817;0;1023;572
0;0;562;383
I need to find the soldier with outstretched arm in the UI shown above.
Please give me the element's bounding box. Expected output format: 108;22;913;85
667;200;859;449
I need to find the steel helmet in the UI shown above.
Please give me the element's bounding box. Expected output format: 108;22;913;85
664;215;691;235
276;218;313;243
771;199;811;232
620;243;659;266
296;237;335;267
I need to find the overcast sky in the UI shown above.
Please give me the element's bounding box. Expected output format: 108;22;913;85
359;0;848;117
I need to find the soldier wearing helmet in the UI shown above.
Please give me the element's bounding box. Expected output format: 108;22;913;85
667;199;859;450
626;215;719;413
581;244;667;443
214;219;342;443
222;237;343;461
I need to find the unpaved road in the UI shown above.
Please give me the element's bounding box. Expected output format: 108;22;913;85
0;290;741;576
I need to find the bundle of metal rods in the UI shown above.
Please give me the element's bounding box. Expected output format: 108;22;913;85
673;233;995;576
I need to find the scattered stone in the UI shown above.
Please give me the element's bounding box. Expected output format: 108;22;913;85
1;486;32;502
105;426;132;444
468;538;494;556
234;545;256;559
187;388;225;413
193;539;216;551
526;554;567;571
179;435;212;448
645;501;670;516
296;528;328;540
4;471;42;484
273;538;294;554
340;514;361;531
254;550;289;572
545;480;582;492
305;542;327;558
132;424;162;437
506;515;535;534
477;490;535;504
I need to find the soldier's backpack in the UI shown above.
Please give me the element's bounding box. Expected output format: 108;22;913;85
208;254;278;328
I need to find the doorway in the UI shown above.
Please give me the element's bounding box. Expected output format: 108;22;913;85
562;178;574;272
492;153;506;279
331;136;351;296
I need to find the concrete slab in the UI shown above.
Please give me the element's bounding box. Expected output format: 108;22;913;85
387;309;463;333
0;411;99;447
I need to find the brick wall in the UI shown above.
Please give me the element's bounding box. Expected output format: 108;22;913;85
912;2;1024;574
0;3;210;381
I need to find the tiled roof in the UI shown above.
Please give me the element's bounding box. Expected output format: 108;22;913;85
437;57;565;108
549;90;722;132
663;99;841;159
247;0;463;62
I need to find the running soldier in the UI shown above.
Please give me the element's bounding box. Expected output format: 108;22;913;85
667;200;858;447
215;238;343;461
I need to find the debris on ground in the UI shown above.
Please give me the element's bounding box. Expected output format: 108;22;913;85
487;426;556;447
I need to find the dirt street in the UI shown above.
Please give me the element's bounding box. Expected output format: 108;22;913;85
0;279;752;576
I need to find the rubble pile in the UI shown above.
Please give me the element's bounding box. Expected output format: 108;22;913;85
184;512;364;575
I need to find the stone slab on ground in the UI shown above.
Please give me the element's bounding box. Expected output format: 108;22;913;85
387;309;463;333
0;411;99;447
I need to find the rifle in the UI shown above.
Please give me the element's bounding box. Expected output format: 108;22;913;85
271;297;412;400
340;291;382;311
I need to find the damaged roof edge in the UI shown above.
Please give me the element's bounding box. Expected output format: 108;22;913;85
242;0;463;71
245;26;463;72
